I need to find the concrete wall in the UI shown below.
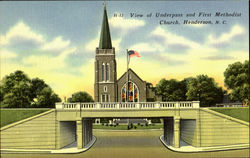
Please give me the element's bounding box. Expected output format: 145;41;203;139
180;119;197;146
76;119;93;149
164;117;174;146
199;109;249;147
57;121;76;149
0;110;56;149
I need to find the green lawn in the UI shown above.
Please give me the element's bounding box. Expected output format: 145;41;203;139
93;124;163;130
0;109;49;127
210;107;249;122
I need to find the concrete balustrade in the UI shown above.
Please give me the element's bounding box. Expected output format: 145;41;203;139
56;101;200;110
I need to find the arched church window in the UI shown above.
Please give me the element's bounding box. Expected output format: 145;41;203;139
101;63;105;81
106;63;109;81
121;81;139;102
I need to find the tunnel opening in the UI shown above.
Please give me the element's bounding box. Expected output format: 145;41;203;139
57;121;76;149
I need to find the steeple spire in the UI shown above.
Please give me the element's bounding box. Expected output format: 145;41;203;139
99;3;112;49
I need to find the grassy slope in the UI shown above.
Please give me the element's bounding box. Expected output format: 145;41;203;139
210;107;249;122
0;109;49;127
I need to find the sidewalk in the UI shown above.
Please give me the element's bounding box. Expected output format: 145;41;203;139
160;135;250;152
1;136;96;154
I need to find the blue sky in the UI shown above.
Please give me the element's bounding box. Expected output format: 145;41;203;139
0;1;249;99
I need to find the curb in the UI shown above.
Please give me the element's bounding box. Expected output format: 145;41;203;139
160;135;250;152
93;129;163;132
0;136;96;154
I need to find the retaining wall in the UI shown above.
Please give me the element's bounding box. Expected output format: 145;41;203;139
0;109;56;149
199;108;249;147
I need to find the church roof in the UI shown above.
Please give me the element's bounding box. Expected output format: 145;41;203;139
117;68;145;83
99;5;112;49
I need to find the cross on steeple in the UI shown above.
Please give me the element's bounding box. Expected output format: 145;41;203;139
103;1;106;9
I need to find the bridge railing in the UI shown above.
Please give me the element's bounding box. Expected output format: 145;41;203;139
56;101;200;110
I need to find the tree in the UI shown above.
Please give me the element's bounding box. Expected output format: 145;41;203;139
155;78;188;101
30;78;48;99
1;71;31;108
186;75;224;107
224;60;249;104
35;87;61;108
0;70;61;108
67;91;94;103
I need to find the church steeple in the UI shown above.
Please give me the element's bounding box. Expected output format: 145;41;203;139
99;3;112;49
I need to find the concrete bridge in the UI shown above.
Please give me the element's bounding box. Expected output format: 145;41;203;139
1;101;249;152
56;101;200;149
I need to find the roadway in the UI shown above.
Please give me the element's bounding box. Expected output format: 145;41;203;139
1;130;249;158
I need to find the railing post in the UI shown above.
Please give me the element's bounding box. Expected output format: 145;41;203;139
56;102;63;110
175;102;180;116
116;103;120;109
76;103;81;110
96;103;101;109
176;102;180;108
136;103;140;109
155;102;160;109
192;101;200;108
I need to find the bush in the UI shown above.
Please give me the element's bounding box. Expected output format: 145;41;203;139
145;123;148;126
137;123;140;126
134;126;137;129
151;118;161;123
127;125;130;130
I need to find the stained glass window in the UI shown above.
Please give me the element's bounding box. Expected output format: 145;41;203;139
121;82;139;102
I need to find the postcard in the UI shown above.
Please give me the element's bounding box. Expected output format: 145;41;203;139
0;0;249;158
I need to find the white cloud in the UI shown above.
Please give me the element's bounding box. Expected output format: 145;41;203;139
0;49;18;59
109;17;145;34
0;21;44;46
208;24;245;46
40;36;70;53
23;47;76;70
150;26;200;49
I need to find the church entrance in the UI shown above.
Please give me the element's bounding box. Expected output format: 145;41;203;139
121;81;139;102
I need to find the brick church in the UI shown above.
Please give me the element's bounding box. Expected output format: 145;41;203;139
94;5;161;103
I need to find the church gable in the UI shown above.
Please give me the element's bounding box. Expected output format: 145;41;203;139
117;69;147;102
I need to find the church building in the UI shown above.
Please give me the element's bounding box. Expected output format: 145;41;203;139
94;5;161;103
